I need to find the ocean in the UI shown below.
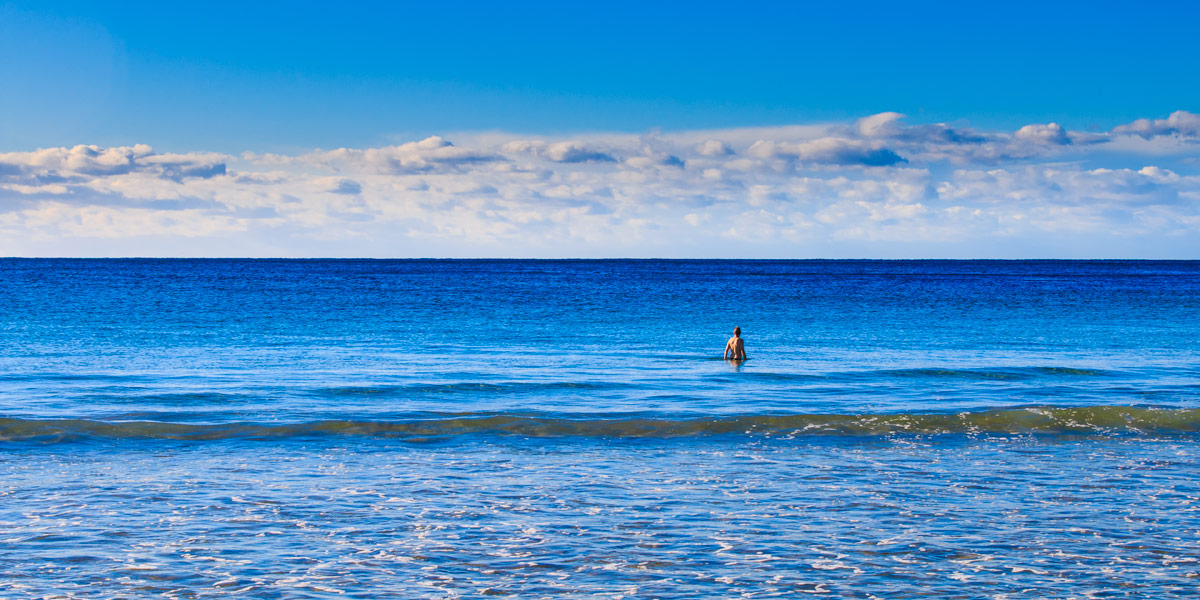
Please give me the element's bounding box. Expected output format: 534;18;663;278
2;259;1198;598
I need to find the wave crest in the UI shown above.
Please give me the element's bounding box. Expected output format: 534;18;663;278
2;406;1199;443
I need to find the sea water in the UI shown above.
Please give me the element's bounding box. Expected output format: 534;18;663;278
1;259;1198;598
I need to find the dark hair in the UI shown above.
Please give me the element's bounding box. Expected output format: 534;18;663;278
733;326;741;336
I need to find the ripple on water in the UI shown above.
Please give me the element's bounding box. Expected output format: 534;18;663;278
1;437;1198;598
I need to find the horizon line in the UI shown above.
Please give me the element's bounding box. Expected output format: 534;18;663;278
3;256;1197;262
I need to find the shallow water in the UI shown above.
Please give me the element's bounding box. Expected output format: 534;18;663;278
2;259;1199;597
4;437;1199;598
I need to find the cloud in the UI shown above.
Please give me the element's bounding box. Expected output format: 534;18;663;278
0;145;230;183
1111;110;1200;139
1013;123;1070;145
3;110;1199;257
262;136;500;174
496;139;617;163
311;177;362;195
854;112;989;145
748;137;906;167
696;139;733;156
855;112;906;138
542;142;617;163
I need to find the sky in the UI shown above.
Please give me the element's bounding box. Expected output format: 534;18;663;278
1;0;1198;258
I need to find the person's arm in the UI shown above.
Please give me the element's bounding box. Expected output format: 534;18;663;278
724;340;733;359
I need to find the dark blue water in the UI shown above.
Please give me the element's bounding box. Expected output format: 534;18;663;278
2;260;1199;597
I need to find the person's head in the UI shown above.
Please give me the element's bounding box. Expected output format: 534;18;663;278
733;326;741;337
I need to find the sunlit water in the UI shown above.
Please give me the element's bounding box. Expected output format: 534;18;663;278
2;259;1199;597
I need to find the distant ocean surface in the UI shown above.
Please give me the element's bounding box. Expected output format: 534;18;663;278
2;259;1199;598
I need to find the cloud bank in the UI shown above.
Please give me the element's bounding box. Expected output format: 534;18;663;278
2;111;1199;257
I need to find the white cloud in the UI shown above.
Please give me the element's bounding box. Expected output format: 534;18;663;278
1013;123;1070;145
855;112;907;138
260;136;500;174
747;137;907;167
310;177;362;195
2;111;1199;257
1111;110;1200;139
543;141;616;163
0;145;229;182
696;139;733;156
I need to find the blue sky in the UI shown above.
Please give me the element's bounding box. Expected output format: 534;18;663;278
3;0;1197;151
1;1;1198;257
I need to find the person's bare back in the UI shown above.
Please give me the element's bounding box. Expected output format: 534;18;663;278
724;326;747;360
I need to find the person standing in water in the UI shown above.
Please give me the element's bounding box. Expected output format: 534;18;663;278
724;326;747;361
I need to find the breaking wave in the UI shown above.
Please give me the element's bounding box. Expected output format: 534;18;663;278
3;406;1199;443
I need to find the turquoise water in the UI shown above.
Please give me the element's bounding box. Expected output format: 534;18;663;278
2;259;1199;597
